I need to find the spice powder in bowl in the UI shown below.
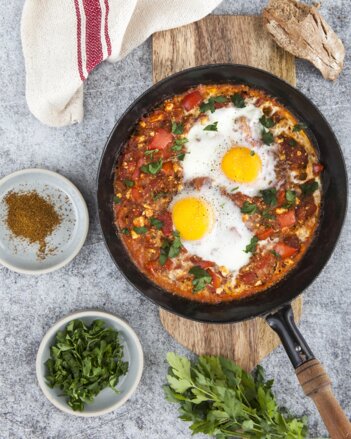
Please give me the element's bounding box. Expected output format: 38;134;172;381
5;190;61;259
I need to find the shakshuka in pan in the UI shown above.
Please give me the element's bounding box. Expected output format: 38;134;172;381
113;85;322;303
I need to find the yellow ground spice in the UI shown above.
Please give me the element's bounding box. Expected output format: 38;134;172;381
5;191;61;258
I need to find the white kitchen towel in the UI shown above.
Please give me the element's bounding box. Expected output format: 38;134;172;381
21;0;222;127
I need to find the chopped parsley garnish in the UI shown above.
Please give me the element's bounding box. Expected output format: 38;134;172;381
123;179;134;187
159;231;182;265
293;122;307;132
270;249;281;259
177;153;185;161
261;129;274;145
200;96;227;113
231;186;239;192
285;189;297;207
150;217;163;230
259;115;275;128
113;196;121;204
203;121;218;132
171;122;184;135
260;188;277;206
288;138;297;146
244;236;259;254
45;319;128;412
133;226;148;235
171;138;188;151
300;180;319;196
262;209;275;220
189;266;212;293
241;201;258;215
231;93;246;108
250;150;255;156
140;159;163;175
121;228;130;235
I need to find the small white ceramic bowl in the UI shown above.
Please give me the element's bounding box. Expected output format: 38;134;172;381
36;310;144;417
0;168;89;274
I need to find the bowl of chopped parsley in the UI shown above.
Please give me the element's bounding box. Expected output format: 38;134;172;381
36;310;143;416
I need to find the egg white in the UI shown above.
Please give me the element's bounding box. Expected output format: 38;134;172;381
170;186;253;272
182;103;277;196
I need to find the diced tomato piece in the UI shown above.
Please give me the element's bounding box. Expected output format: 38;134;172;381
277;210;296;228
148;128;173;150
158;211;173;236
163;258;173;270
209;269;221;289
257;228;274;240
181;90;203;111
277;189;286;206
145;259;159;274
131;186;143;202
313;163;324;176
240;271;258;285
196;260;215;269
274;243;298;259
162;161;174;176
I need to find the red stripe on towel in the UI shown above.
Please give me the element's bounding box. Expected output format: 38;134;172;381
73;0;85;80
82;0;103;73
104;0;112;56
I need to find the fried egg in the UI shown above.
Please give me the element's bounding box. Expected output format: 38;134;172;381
170;186;253;272
182;103;277;196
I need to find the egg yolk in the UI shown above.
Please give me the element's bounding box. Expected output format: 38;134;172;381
172;197;211;240
221;146;262;183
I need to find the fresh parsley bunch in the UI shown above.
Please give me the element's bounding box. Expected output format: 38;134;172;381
45;319;128;411
164;353;307;438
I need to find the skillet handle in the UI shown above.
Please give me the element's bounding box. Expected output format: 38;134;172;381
266;305;351;439
296;359;351;439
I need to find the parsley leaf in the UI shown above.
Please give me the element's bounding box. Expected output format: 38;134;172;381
45;319;128;412
231;93;246;108
260;188;277;206
177;153;185;161
159;231;182;265
123;179;134;187
140;159;163;175
288;138;297;146
261;129;274;145
172;138;188;151
200;96;227;113
171;122;184;134
164;353;308;439
121;228;130;235
189;266;212;292
133;226;148;235
241;201;257;214
270;249;281;259
113;196;121;204
300;180;319;196
150;217;163;230
262;209;275;220
231;186;239;192
203;121;218;132
293;122;307;132
284;189;297;208
259;115;275;128
244;236;259;253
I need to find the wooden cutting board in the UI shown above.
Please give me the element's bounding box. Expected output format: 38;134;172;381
152;15;301;371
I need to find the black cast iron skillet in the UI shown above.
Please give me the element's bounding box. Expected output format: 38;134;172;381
98;65;350;437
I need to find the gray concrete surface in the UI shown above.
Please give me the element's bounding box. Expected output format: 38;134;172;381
0;1;350;438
